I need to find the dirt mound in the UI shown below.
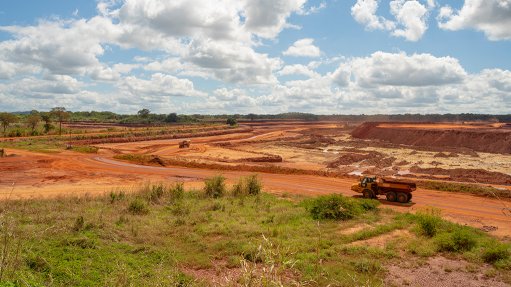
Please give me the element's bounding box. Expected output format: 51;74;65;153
237;155;283;163
409;166;511;185
352;122;511;154
327;151;394;168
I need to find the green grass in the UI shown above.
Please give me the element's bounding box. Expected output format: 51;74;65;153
0;180;509;286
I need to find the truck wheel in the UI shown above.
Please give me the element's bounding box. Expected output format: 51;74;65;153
407;193;413;202
363;189;375;199
397;193;409;203
386;192;397;202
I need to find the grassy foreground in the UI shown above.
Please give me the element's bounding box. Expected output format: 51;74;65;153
0;176;509;286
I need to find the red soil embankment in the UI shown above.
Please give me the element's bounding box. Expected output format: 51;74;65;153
352;122;511;154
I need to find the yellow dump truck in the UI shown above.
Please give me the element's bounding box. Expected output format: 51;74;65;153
351;176;416;203
178;140;190;148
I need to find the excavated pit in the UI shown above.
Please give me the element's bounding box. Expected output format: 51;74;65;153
352;122;511;154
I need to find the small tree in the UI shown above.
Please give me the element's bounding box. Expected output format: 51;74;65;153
226;117;237;126
0;112;18;135
26;111;41;134
40;112;53;133
50;107;70;135
165;113;178;123
137;109;150;118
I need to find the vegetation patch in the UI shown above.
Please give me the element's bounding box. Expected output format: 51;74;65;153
303;194;379;220
0;178;509;286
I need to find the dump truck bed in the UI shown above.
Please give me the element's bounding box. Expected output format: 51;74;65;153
378;178;416;192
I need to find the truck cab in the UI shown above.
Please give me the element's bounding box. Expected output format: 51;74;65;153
351;176;377;194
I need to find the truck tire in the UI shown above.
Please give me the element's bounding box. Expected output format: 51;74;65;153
363;189;375;199
397;192;409;203
386;192;397;202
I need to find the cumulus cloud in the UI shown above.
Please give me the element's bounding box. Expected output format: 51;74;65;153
283;38;321;57
119;73;206;99
278;64;319;78
351;0;395;31
351;0;432;41
342;51;466;87
243;0;307;39
437;0;511;41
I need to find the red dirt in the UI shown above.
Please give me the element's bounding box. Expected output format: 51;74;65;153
352;122;511;154
408;166;511;185
1;122;511;238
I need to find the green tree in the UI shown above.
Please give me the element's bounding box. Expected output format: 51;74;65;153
26;112;42;134
50;107;70;135
226;117;237;126
40;112;53;133
137;109;150;118
165;113;178;123
0;113;18;135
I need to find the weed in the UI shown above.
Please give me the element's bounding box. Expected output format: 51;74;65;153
204;175;226;198
304;194;374;220
128;198;149;215
436;228;478;252
149;184;165;203
109;190;126;203
415;208;442;237
483;244;511;263
72;216;85;232
351;258;382;274
170;182;185;200
231;174;262;197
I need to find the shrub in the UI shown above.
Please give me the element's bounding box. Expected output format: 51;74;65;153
204;175;226;198
436;228;477;252
170;182;185;200
358;198;380;211
149;184;165;203
305;194;370;220
351;259;382;274
482;244;511;263
109;190;126;203
72;216;85;232
128;198;149;215
231;174;262;197
416;208;442;237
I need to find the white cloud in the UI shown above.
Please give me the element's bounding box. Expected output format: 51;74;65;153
343;51;466;87
389;0;429;42
243;0;307;39
437;0;511;41
283;38;321;57
351;0;395;31
351;0;432;41
119;73;206;99
278;64;319;78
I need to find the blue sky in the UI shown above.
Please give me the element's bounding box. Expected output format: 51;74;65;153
0;0;510;114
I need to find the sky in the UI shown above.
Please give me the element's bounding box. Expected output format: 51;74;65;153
0;0;510;115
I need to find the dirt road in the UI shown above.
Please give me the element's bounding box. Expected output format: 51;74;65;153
1;149;510;237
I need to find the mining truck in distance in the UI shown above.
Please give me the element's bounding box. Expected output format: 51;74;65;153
351;176;416;203
179;140;191;148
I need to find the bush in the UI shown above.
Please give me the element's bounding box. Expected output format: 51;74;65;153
232;174;262;197
226;117;237;126
483;244;511;263
109;190;126;203
204;175;226;198
358;198;380;211
305;194;372;220
416;208;442;237
436;228;477;252
149;184;165;203
170;182;185;200
128;198;149;215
